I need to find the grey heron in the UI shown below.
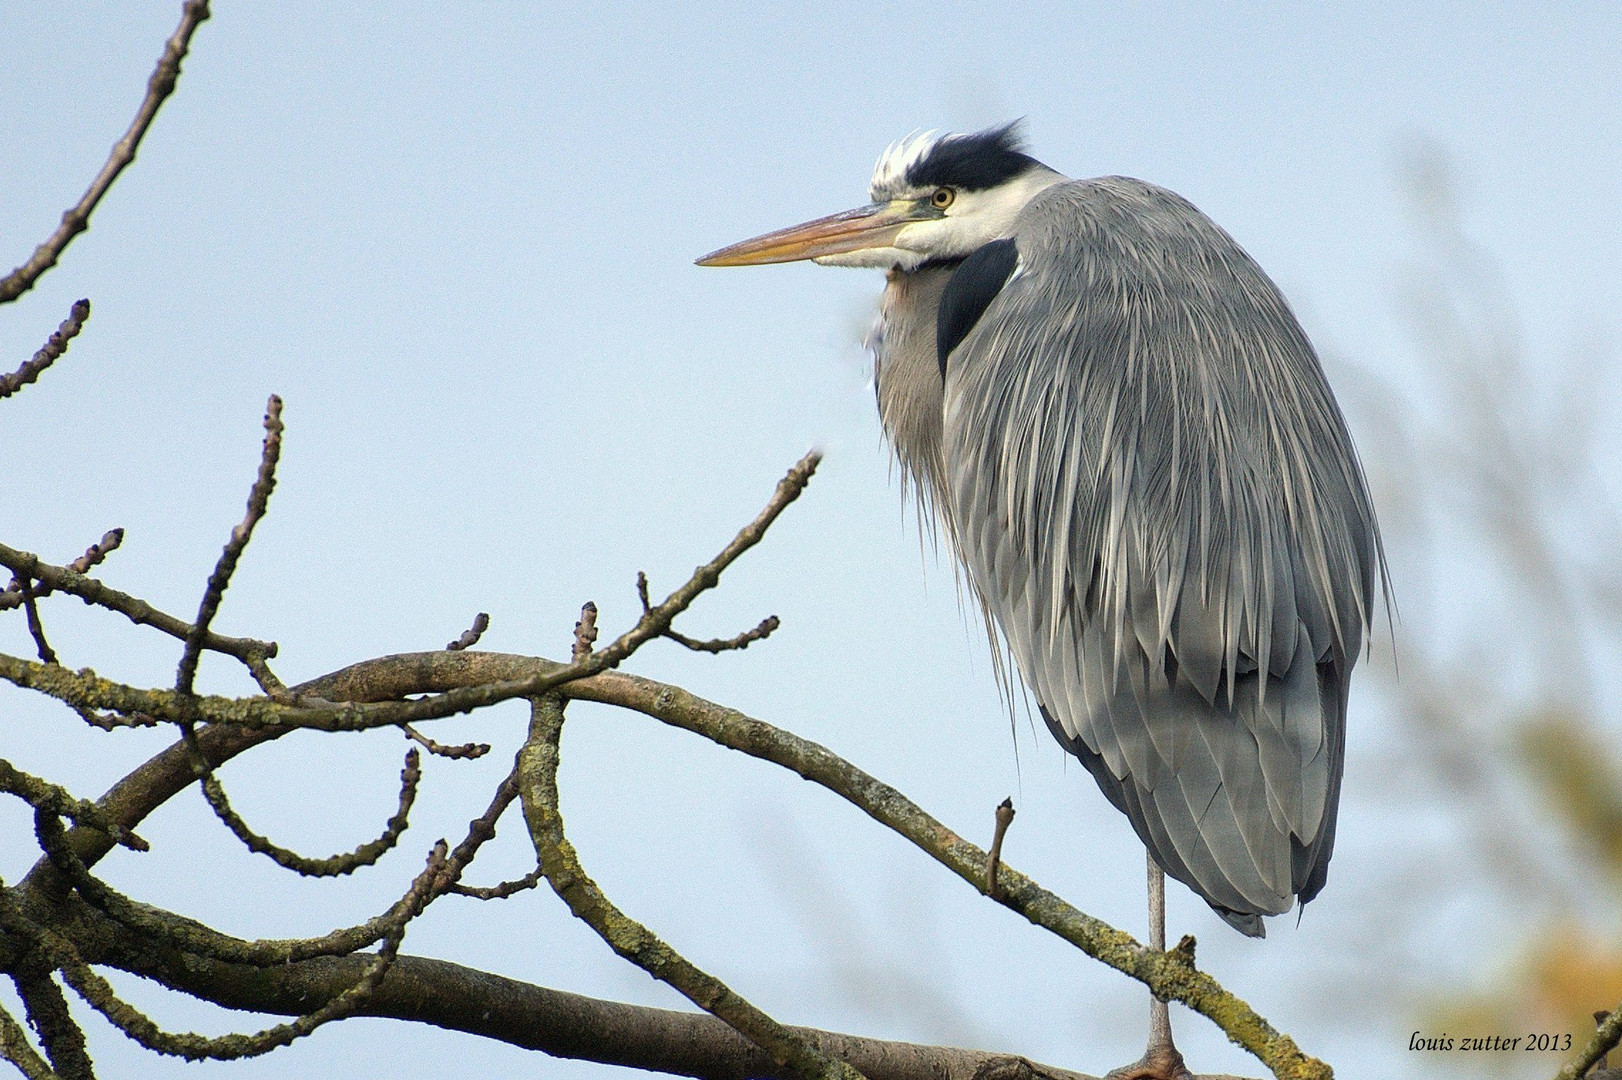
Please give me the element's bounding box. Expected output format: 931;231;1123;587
698;123;1383;1079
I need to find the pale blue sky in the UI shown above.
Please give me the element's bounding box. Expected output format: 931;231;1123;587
2;5;1619;1078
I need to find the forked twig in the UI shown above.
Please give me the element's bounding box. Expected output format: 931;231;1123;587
0;453;824;736
0;527;123;612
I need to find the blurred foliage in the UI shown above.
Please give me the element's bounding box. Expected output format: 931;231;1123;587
1516;712;1622;881
1429;926;1622;1075
1352;136;1622;1073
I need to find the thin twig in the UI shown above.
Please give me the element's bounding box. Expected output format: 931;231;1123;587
35;806;444;969
176;395;283;695
0;1;212;304
433;766;524;893
69;705;162;731
572;602;598;662
18;579;58;666
665;615;780;654
243;653;290;699
402;724;489;760
187;739;419;877
0;759;148;851
65;530;124;576
986;797;1015;899
449;867;542;900
0;454;823;736
518;693;867;1080
58;843;445;1062
0;299;90;400
446;613;489;651
0;541;274;666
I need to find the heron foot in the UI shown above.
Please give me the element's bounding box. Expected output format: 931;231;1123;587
1103;1044;1195;1080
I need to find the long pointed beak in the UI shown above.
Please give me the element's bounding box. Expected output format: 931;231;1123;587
696;201;927;266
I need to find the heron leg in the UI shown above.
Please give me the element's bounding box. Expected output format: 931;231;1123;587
1104;852;1194;1080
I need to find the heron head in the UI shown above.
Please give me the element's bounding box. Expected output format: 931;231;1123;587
696;122;1064;273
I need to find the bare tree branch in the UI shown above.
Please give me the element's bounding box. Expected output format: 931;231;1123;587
401;724;489;760
10;974;91;1080
188;742;419;877
287;651;1321;1080
0;1;211;305
0;540;275;665
0;300;90;401
1555;1005;1622;1080
55;837;437;1063
0;454;824;737
0;760;147;852
0;528;122;613
445;613;489;651
176;395;283;696
83;923;1105;1080
0;998;60;1080
665;615;780;654
518;693;867;1080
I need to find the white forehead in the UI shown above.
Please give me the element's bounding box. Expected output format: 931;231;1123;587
868;130;942;201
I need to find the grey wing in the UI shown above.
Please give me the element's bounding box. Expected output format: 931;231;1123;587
939;177;1381;934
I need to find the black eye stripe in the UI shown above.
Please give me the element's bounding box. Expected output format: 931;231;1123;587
905;121;1038;192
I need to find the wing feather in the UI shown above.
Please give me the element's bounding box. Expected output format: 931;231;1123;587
940;177;1381;933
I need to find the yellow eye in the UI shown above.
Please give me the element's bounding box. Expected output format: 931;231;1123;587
931;187;955;209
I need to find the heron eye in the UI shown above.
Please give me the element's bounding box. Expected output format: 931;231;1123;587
931;187;955;209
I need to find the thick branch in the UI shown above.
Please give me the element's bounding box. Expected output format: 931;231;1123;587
11;975;91;1080
0;2;211;304
0;999;59;1080
274;651;1322;1080
84;916;1100;1080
